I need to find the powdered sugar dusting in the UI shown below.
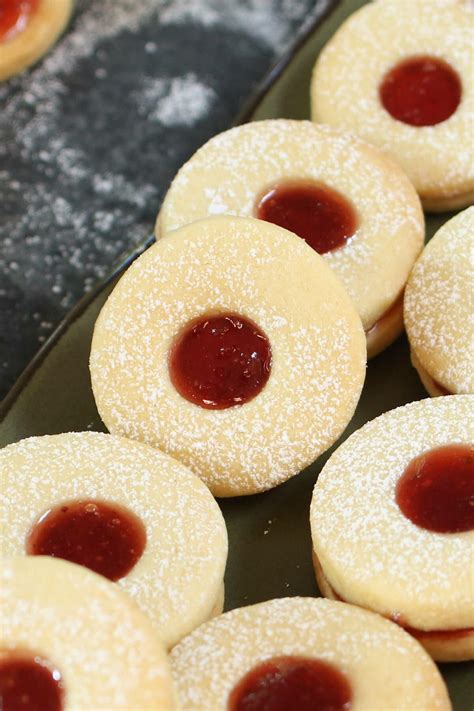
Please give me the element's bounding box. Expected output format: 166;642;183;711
311;0;474;201
135;73;217;126
171;597;449;710
159;119;424;328
1;557;174;708
0;432;227;649
90;216;366;496
404;207;474;393
311;395;474;630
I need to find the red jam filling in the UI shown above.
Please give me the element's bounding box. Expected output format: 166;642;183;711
169;313;272;410
396;444;474;533
389;614;474;641
432;378;452;396
380;56;462;126
0;0;39;41
26;499;147;581
0;652;63;711
228;656;352;711
256;181;357;255
365;292;404;339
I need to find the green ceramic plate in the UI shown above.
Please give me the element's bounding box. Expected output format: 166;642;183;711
1;0;472;706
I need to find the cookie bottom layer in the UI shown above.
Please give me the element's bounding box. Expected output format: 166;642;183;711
410;351;455;398
312;550;474;662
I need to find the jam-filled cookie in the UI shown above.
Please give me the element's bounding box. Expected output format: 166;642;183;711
0;432;227;648
0;0;73;81
157;120;424;358
0;557;176;709
171;597;450;711
404;207;474;396
90;216;366;497
311;395;474;661
311;0;474;211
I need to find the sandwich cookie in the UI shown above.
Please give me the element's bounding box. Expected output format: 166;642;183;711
0;556;176;709
311;395;474;661
0;0;73;81
171;597;450;711
404;207;474;396
90;216;366;496
0;431;227;649
311;0;474;211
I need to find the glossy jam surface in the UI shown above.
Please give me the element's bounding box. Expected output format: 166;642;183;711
26;499;147;581
396;444;474;533
380;56;462;126
256;181;357;255
0;652;63;711
169;313;272;409
229;656;352;711
0;0;39;41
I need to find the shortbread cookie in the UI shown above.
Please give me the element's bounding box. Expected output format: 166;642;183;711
0;557;176;709
311;0;474;211
404;207;474;396
0;432;227;648
157;120;424;358
90;216;366;497
171;597;450;711
311;395;474;661
0;0;73;81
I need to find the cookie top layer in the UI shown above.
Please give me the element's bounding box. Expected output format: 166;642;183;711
171;597;450;711
311;0;474;204
311;395;474;630
404;207;474;394
90;215;366;496
0;432;227;648
0;556;176;709
158;119;424;330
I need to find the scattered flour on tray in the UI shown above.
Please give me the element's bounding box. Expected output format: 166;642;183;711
135;73;217;126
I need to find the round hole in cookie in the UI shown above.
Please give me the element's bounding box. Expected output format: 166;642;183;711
395;444;474;533
26;499;147;581
255;180;358;255
379;56;462;127
0;650;64;711
169;312;272;410
0;0;39;41
228;655;352;711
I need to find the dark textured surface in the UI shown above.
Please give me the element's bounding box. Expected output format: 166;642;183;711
0;0;325;400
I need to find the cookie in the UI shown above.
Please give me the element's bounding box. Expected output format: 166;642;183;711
311;395;474;661
311;0;474;211
404;207;474;396
0;557;176;709
0;0;73;81
157;120;424;358
90;215;366;496
171;597;450;711
0;431;227;648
